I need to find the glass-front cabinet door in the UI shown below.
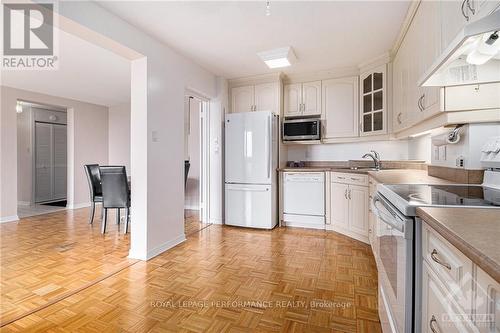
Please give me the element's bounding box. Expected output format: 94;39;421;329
360;65;387;136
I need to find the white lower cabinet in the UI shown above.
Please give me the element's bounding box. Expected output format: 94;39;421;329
422;262;477;333
328;172;369;243
421;221;499;333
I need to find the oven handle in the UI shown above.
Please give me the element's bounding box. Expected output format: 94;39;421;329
372;195;405;233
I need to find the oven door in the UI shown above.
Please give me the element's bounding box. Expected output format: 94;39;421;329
372;194;414;333
282;119;320;141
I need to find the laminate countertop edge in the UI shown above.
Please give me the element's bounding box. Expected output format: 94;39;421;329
416;207;500;284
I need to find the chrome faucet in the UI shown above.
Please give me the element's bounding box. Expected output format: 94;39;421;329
362;150;381;170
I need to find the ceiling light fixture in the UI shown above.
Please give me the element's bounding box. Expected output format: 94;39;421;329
257;46;296;69
16;101;23;113
265;1;271;16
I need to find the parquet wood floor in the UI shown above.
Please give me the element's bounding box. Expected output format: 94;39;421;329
1;209;381;332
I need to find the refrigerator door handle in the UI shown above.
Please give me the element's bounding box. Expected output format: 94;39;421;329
267;115;271;179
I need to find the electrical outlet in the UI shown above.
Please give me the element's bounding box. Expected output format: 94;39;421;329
456;156;465;168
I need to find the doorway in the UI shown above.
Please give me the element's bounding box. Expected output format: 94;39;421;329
184;93;210;234
17;101;68;218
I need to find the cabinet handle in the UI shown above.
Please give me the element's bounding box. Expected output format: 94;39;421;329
397;112;402;124
466;0;475;15
417;95;424;112
344;189;348;199
337;176;345;179
429;315;439;333
430;249;451;270
348;189;351;200
461;0;470;21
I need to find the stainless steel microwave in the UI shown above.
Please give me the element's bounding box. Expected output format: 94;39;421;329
282;118;321;141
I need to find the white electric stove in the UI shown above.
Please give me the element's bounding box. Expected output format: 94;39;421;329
372;136;500;333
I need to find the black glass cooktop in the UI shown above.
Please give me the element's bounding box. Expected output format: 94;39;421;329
385;184;500;207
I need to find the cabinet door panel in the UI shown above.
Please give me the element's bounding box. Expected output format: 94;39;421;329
284;84;302;117
302;81;321;116
330;182;349;230
440;1;469;52
322;77;358;138
349;185;368;237
255;82;278;114
232;86;254;113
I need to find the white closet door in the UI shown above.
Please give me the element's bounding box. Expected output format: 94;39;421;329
35;122;53;202
52;124;67;200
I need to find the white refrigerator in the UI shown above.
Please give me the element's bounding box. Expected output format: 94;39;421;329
225;111;278;229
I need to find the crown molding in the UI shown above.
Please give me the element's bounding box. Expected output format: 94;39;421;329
391;0;421;58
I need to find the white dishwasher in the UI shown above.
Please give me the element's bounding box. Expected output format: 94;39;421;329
283;172;325;229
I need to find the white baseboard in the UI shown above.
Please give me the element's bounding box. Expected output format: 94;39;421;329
18;201;31;206
184;205;200;210
209;217;223;225
67;202;91;210
0;215;19;223
128;233;186;261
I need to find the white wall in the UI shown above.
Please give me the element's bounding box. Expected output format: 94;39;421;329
1;85;109;220
208;77;227;225
408;134;432;163
286;140;410;161
56;2;218;260
185;98;200;210
108;103;131;172
431;124;500;169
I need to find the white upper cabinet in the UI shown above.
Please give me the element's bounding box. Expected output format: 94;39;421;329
284;84;301;117
284;81;321;117
360;65;387;136
231;85;254;113
322;77;359;139
439;0;473;51
231;82;279;114
255;82;279;113
302;81;322;116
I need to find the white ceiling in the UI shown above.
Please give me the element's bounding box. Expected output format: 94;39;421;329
1;28;131;107
98;1;411;79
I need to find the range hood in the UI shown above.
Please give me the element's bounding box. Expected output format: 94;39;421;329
419;10;500;87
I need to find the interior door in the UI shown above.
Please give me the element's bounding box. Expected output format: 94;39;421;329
330;182;349;230
254;82;278;114
322;77;359;138
284;84;301;117
302;81;321;116
35;122;53;203
225;112;272;184
52;124;67;200
231;85;254;113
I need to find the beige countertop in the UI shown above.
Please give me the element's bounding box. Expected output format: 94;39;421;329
417;207;500;283
367;169;453;184
278;167;372;174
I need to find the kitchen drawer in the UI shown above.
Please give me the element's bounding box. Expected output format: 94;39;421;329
422;262;478;333
422;222;474;313
330;172;368;186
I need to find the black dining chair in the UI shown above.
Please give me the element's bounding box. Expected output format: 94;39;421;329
185;160;190;189
84;164;103;225
99;166;131;234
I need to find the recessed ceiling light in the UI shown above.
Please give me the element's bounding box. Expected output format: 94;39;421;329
257;47;296;69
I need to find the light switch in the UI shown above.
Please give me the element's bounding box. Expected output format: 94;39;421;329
433;146;439;160
151;131;159;142
439;146;447;161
